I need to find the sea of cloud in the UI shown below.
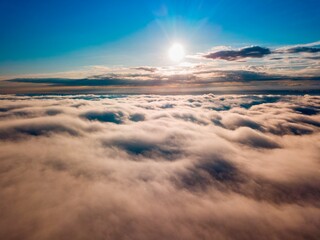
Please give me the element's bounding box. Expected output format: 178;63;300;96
0;94;319;240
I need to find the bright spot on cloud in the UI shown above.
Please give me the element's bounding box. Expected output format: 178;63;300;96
169;43;185;62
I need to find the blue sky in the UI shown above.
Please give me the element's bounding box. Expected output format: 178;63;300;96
1;0;320;74
0;0;319;94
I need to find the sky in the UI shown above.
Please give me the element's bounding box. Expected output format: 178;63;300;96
0;0;320;93
1;2;320;238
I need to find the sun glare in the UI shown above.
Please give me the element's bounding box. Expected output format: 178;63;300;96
169;43;185;62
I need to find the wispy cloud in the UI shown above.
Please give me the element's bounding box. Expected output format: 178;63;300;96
132;66;158;72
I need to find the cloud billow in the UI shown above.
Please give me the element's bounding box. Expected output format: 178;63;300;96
0;94;319;239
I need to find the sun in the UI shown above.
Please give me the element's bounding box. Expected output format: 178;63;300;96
168;43;185;62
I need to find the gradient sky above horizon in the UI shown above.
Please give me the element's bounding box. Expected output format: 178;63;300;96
1;0;320;76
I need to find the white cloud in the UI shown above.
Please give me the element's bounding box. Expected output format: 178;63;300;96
0;94;319;239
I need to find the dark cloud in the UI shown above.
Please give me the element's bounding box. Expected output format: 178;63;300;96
81;111;125;124
232;127;281;149
238;96;281;109
133;67;158;72
219;114;263;131
129;113;145;122
1;67;320;95
7;77;162;87
204;46;271;61
285;46;320;54
305;56;320;60
197;159;240;182
0;94;320;239
270;57;283;60
294;107;319;116
0;118;83;140
203;44;320;63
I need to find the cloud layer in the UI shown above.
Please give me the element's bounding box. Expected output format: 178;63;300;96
1;42;320;94
0;94;320;239
1;70;320;94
